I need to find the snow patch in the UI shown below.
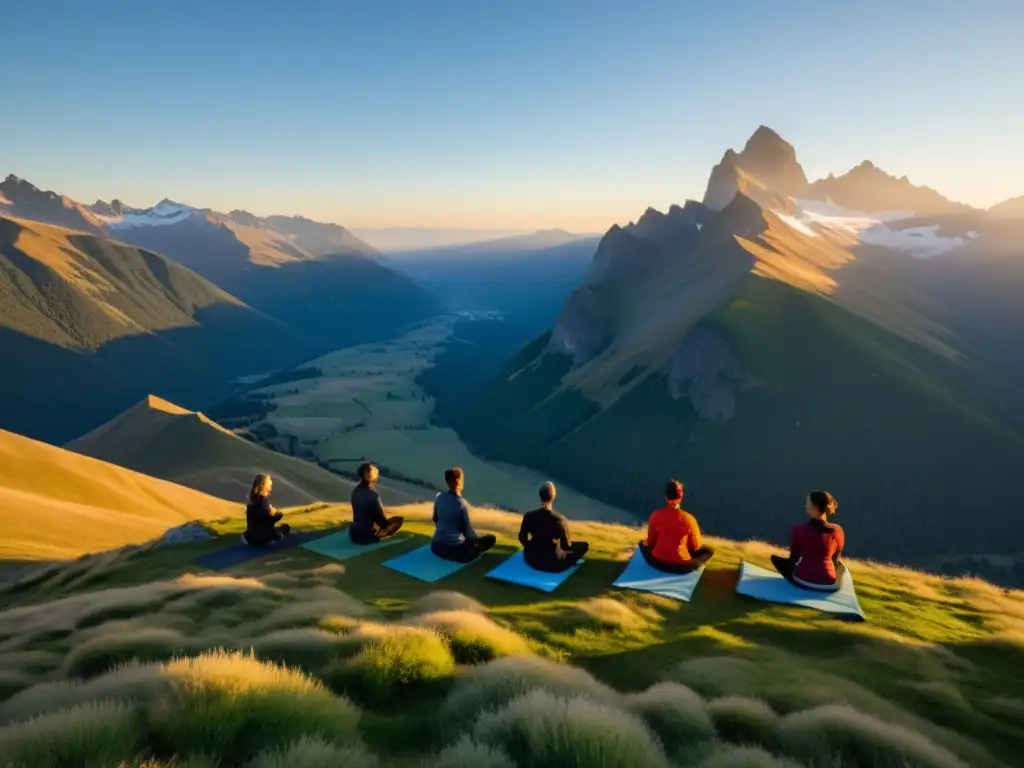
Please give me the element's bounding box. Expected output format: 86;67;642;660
107;201;199;229
775;198;978;259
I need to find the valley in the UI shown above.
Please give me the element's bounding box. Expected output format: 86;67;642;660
217;315;634;524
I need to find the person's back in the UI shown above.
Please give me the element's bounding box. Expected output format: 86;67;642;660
433;489;476;546
791;519;845;585
349;462;404;544
519;506;569;565
647;506;701;564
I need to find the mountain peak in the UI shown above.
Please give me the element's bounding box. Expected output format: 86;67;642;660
702;126;808;211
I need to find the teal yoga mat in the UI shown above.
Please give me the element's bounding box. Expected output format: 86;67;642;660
735;561;865;620
300;529;408;561
485;550;583;593
612;548;704;602
383;544;477;583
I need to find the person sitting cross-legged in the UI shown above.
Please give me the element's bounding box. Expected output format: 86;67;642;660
243;473;291;547
519;481;588;573
770;490;846;592
348;462;404;545
638;480;715;574
430;467;496;563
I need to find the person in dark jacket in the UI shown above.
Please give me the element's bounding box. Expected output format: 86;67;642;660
431;467;496;563
243;473;291;547
518;482;588;573
771;490;846;592
349;462;404;545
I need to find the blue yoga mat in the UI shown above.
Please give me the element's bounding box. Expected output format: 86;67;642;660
485;550;583;593
383;544;476;583
612;548;704;602
735;561;865;620
300;529;408;561
194;530;328;571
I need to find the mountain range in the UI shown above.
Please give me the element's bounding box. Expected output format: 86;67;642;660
0;175;439;442
441;126;1024;568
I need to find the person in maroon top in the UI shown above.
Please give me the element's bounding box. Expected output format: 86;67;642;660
771;490;846;592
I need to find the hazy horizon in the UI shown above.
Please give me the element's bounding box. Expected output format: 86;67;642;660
2;0;1021;231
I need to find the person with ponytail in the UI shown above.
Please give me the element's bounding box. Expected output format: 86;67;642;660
243;474;291;547
638;480;715;574
771;490;846;592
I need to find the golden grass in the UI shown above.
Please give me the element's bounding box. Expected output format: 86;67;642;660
406;610;531;663
406;590;487;616
0;428;236;561
472;690;671;768
574;597;654;631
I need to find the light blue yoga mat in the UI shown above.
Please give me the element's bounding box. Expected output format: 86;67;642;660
612;548;704;602
383;545;477;583
300;529;407;561
485;550;583;593
735;561;865;620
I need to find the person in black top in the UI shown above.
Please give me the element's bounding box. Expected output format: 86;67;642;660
349;462;404;545
243;474;291;547
518;482;588;573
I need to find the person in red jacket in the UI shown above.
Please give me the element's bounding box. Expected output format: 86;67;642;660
638;480;715;574
771;490;846;592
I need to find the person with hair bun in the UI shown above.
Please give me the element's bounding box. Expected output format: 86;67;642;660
349;462;404;545
518;481;589;573
771;490;846;591
639;480;715;574
431;467;496;562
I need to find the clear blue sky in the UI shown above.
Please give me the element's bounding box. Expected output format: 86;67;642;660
2;0;1021;230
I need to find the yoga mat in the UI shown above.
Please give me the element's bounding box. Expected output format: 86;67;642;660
735;561;865;620
194;530;328;571
485;550;583;593
383;545;476;583
612;548;704;602
300;529;407;561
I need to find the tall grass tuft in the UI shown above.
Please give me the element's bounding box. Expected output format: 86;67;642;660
442;654;618;731
147;651;361;763
428;736;516;768
472;690;671;768
0;700;143;768
61;629;189;678
327;626;455;705
246;735;379;768
624;682;714;749
249;628;347;672
706;696;780;749
407;591;487;616
0;663;166;724
407;611;530;663
777;704;969;768
574;597;652;631
698;745;805;768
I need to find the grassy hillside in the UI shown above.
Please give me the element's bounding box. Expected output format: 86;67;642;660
68;396;418;508
0;503;1021;767
440;275;1024;576
0;215;317;443
0;429;236;562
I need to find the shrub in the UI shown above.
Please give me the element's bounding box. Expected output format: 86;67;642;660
75;598;158;629
148;651;361;763
408;611;530;663
0;670;30;701
699;745;804;768
247;736;378;768
777;704;968;768
328;626;455;705
249;629;347;672
62;629;189;678
472;690;670;768
0;700;143;768
706;696;780;749
442;654;618;731
407;591;487;616
624;682;714;749
0;662;165;724
246;590;373;635
429;736;515;768
574;598;650;631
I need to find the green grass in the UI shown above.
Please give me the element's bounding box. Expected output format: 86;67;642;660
0;506;1022;767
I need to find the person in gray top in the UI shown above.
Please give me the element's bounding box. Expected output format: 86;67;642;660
431;467;496;563
349;462;404;545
